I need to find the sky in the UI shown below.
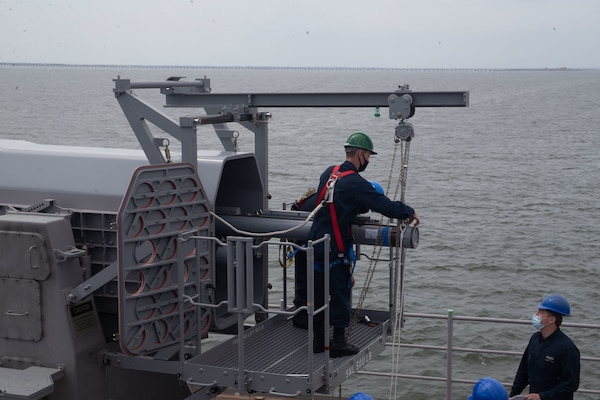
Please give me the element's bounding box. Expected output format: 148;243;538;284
1;0;599;69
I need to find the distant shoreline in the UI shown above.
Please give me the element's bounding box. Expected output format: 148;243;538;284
0;62;595;72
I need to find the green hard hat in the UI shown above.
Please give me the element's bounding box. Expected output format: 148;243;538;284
344;132;377;155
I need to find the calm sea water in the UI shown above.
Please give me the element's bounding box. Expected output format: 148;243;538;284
1;66;599;399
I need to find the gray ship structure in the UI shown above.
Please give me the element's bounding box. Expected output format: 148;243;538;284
0;76;468;399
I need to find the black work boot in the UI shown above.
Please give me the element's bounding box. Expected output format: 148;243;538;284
330;327;359;358
313;322;325;353
292;310;308;330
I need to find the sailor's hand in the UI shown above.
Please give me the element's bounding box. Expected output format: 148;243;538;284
408;210;421;227
526;394;541;400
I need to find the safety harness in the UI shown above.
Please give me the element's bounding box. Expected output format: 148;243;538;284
315;165;355;258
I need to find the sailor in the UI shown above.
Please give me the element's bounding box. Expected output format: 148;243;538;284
510;294;580;400
293;132;420;357
468;377;509;400
291;179;385;328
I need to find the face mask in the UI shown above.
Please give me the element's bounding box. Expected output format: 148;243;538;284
358;152;369;172
358;160;369;172
532;313;545;330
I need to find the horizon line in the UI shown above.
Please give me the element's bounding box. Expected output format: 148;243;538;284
0;62;597;71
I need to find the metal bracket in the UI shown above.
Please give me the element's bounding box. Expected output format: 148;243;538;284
388;93;414;120
65;262;118;304
54;246;86;263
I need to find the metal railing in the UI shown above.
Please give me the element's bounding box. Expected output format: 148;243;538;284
356;311;600;399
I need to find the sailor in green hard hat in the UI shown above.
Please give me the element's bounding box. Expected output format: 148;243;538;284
510;294;580;400
294;131;420;357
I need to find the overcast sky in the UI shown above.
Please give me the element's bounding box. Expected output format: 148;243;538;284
1;0;598;69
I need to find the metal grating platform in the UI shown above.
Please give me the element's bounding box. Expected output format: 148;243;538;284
184;309;390;397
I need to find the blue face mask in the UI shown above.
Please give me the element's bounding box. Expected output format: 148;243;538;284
532;313;545;330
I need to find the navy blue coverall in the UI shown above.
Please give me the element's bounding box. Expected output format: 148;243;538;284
510;328;580;400
296;160;415;329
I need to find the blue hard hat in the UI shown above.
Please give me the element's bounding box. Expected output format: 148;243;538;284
467;377;508;400
369;180;385;195
349;392;374;400
538;294;571;316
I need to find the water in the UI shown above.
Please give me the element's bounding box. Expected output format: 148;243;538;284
1;65;599;399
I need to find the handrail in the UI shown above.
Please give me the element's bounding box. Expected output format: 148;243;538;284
191;235;332;394
356;311;600;399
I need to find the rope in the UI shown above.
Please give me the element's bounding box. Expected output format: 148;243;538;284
209;202;323;238
389;224;407;399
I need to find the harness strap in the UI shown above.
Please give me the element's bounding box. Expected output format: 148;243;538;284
315;165;355;256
